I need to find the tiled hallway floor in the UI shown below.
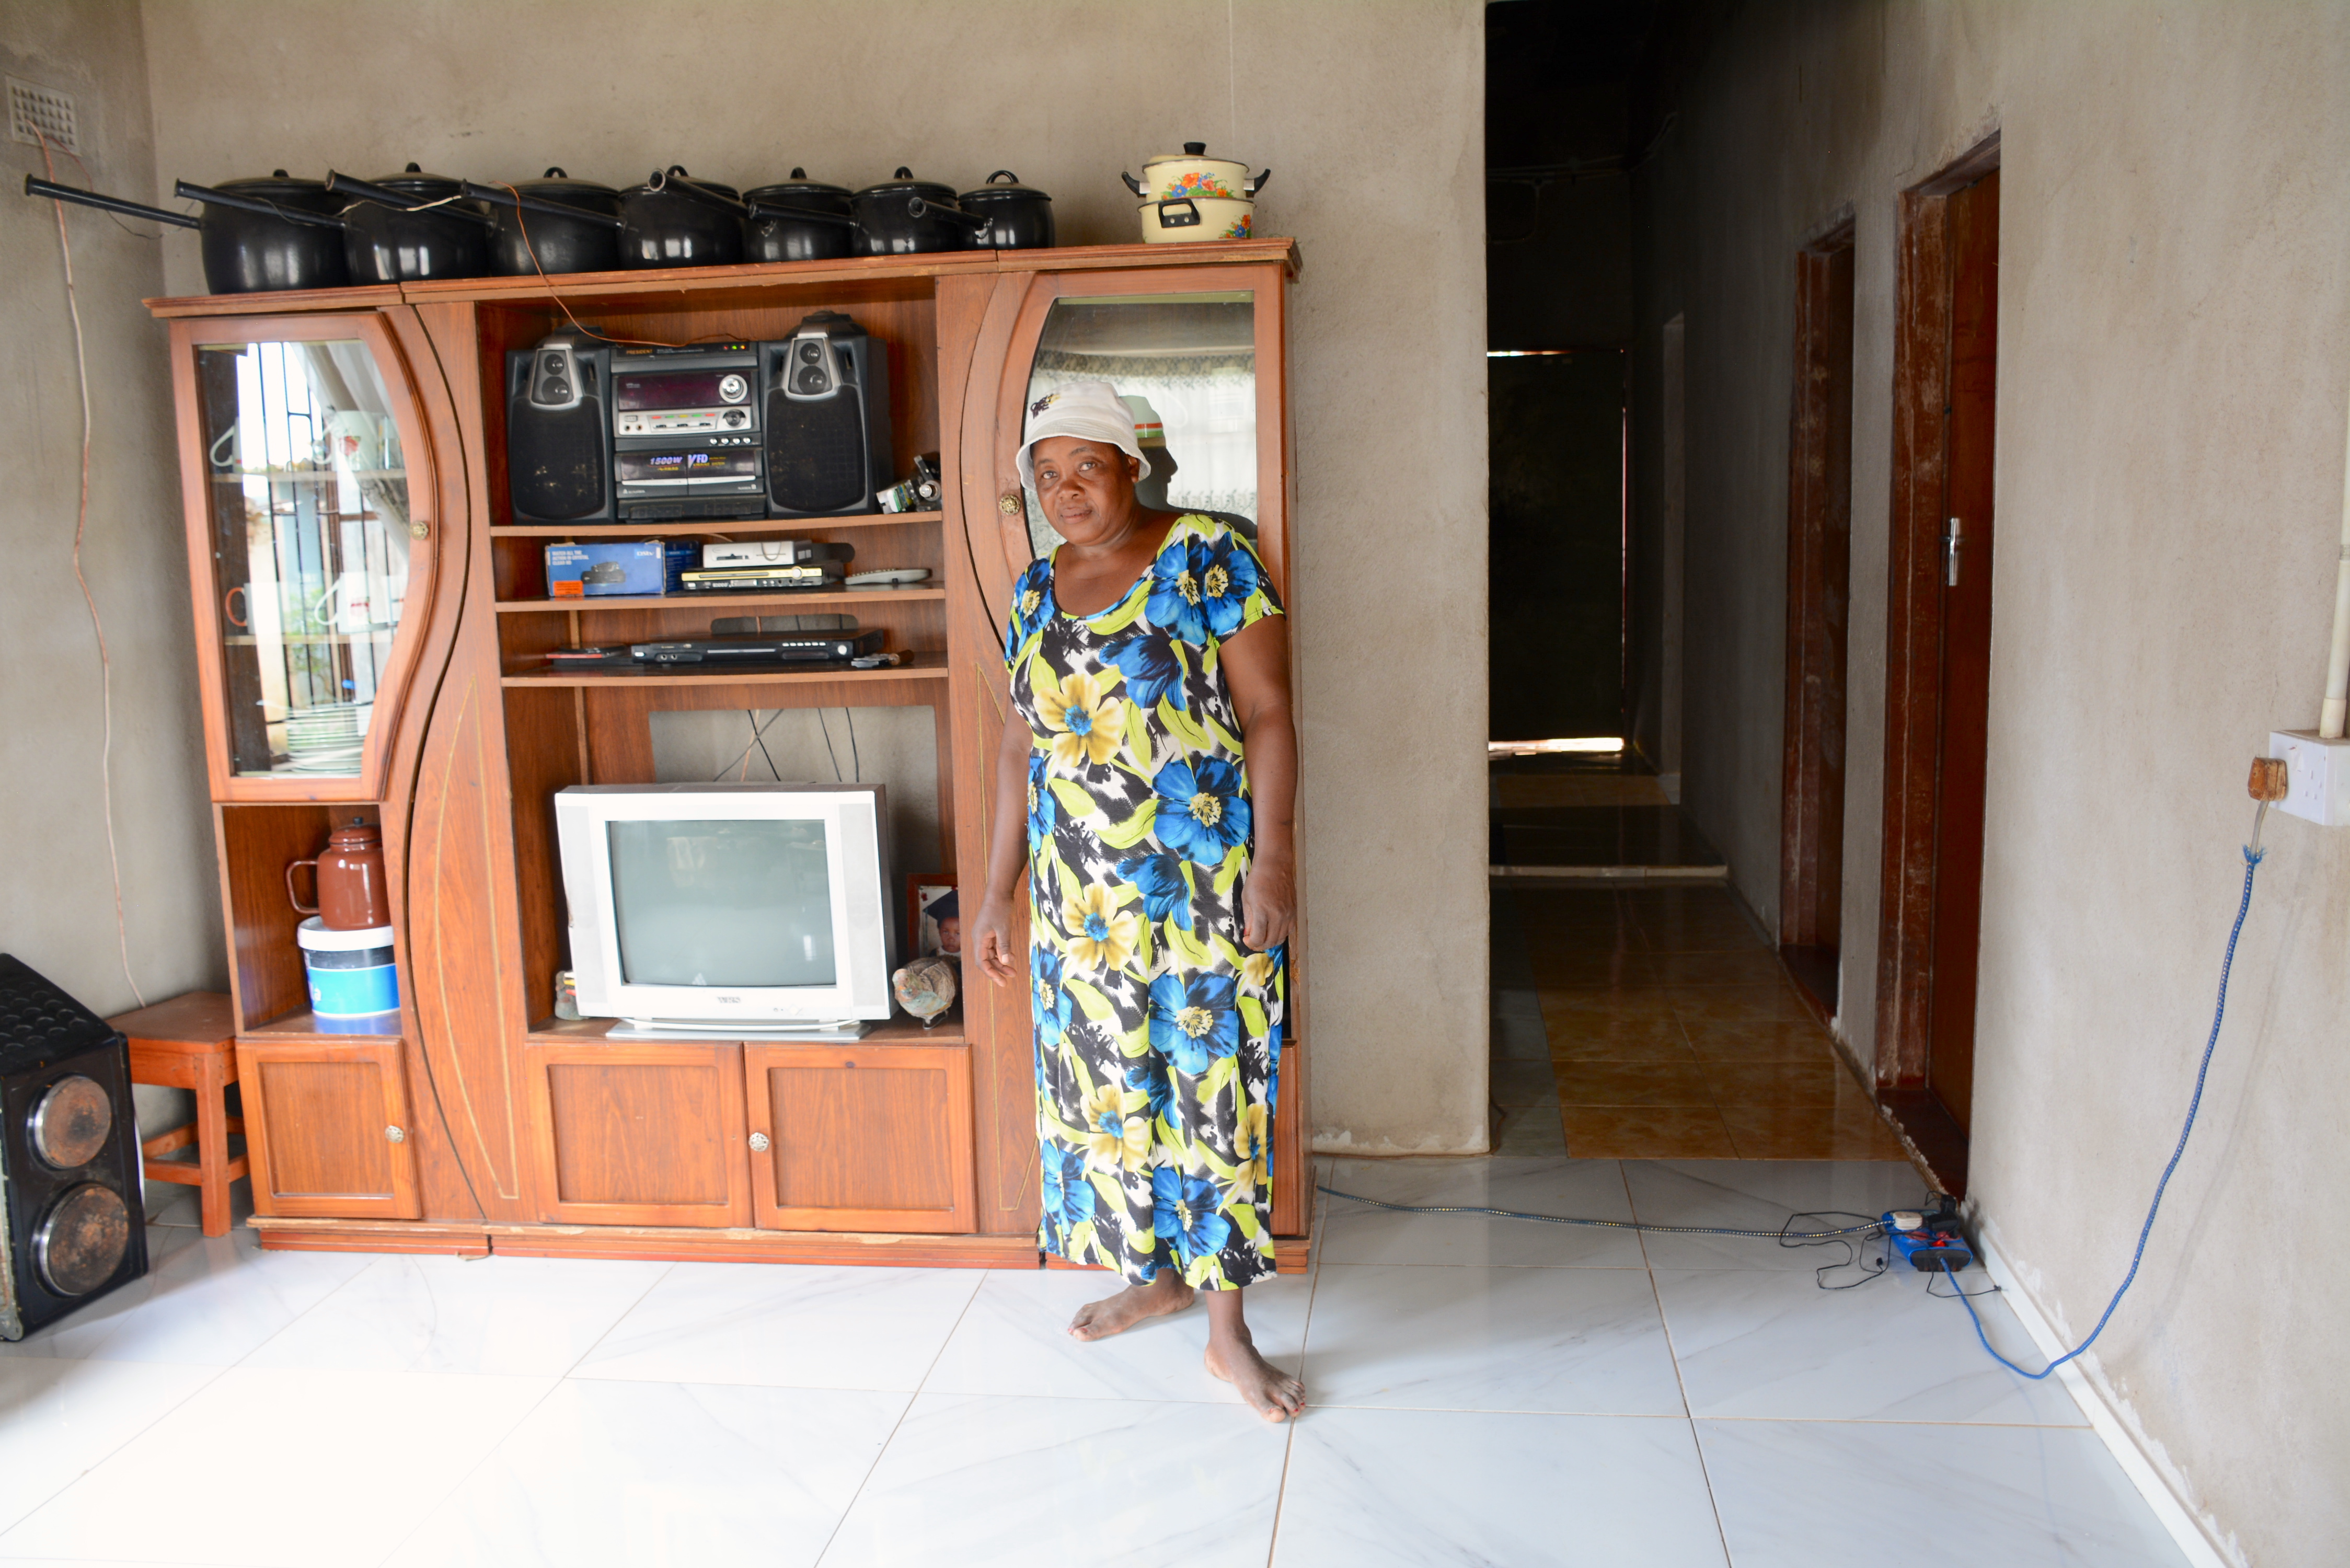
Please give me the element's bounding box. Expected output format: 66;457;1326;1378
0;1161;2192;1567
1495;883;1908;1161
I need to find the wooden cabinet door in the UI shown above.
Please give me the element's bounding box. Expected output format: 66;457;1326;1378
523;1042;751;1228
744;1044;975;1233
235;1037;421;1219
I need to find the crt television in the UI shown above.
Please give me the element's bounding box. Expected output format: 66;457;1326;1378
554;783;896;1038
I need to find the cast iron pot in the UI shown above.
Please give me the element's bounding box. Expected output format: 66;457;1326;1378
464;169;625;275
619;167;744;269
957;170;1055;250
852;168;986;255
326;165;495;282
25;171;350;294
743;169;856;263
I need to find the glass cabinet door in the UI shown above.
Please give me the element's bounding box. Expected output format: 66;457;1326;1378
1019;290;1260;560
189;329;421;785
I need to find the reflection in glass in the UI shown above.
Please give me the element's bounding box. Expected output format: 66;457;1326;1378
1022;292;1256;559
195;340;411;777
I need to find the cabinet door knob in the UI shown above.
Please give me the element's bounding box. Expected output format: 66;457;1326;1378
385;1125;406;1144
408;520;431;539
998;491;1022;515
748;1132;771;1152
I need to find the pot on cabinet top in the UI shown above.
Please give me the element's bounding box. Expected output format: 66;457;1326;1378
1122;142;1269;203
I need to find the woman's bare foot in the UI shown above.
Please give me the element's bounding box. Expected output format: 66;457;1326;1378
1068;1271;1195;1341
1204;1330;1306;1422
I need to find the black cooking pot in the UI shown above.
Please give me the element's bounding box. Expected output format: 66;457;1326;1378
853;168;987;255
958;170;1055;249
619;167;744;269
464;169;625;276
326;165;494;283
26;171;350;294
743;169;856;263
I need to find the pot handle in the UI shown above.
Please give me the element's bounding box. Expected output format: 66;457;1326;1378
172;179;349;229
906;195;988;229
986;170;1022;185
1249;167;1272;195
462;180;626;229
648;167;748;215
286;858;320;917
1121;171;1144;197
25;175;204;229
325;169;497;224
745;198;857;227
1156;198;1203;229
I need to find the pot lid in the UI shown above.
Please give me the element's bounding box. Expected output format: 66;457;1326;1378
959;169;1052;203
367;162;466;197
214;169;329;197
750;167;853;200
516;166;620;200
857;166;956;199
1144;141;1248;168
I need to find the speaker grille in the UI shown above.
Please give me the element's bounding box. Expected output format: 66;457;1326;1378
766;389;867;514
509;399;606;522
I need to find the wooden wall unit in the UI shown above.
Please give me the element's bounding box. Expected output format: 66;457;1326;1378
151;240;1308;1267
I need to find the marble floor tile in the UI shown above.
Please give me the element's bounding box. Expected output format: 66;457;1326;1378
1668;985;1817;1027
1561;1105;1736;1159
0;1356;220;1533
819;1392;1288;1568
1622;1160;1931;1272
1702;1057;1866;1106
1654;1268;2083;1424
241;1253;672;1377
1554;1058;1714;1106
1680;1018;1840;1063
383;1380;905;1568
1539;988;1681;1027
1642;950;1790;987
1698;1419;2192;1567
0;1366;554;1567
1273;1408;1727;1568
1545;1014;1697;1062
571;1262;982;1390
1491;1058;1562;1105
0;1226;370;1368
1722;1101;1910;1160
1491;1009;1555;1059
143;1178;255;1231
922;1267;1310;1404
1318;1156;1643;1268
1306;1264;1684;1414
1492;1102;1569;1154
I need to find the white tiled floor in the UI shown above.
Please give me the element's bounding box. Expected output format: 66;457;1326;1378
0;1159;2195;1567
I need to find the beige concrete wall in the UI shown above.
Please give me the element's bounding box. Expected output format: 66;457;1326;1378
136;0;1493;1154
1638;3;2350;1560
1;0;221;1053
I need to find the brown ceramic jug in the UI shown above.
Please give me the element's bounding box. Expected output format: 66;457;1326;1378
287;817;389;931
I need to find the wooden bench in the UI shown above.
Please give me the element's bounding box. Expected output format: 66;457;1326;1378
109;993;247;1237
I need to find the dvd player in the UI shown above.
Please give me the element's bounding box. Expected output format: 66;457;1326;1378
628;630;885;664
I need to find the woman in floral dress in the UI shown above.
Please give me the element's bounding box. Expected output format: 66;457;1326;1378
969;381;1302;1423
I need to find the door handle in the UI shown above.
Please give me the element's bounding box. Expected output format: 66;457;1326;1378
1943;517;1963;587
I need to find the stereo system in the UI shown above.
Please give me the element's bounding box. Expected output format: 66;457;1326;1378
507;313;894;527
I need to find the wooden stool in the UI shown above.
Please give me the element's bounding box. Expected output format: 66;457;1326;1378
109;993;248;1237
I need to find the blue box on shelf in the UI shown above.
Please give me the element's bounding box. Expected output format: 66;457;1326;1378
546;540;698;599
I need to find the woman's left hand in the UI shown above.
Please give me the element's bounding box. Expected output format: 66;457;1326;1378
1242;848;1296;953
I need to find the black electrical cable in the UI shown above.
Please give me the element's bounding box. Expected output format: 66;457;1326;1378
1318;1186;1896;1242
845;707;860;781
815;709;843;781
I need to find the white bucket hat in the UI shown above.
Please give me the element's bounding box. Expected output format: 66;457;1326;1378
1018;379;1152;490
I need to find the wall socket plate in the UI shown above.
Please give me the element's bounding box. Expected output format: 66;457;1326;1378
7;78;78;156
2268;730;2350;826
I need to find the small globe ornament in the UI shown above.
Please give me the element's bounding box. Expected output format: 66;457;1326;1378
892;954;958;1027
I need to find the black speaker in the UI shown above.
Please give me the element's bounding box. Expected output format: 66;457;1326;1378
0;956;148;1341
506;337;614;525
763;313;894;517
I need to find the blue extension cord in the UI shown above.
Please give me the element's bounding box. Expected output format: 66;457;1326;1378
1944;840;2266;1380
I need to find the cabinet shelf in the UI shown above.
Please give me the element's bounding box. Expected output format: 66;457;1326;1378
495;586;943;614
491;511;942;538
527;1009;964;1047
241;1009;399;1044
499;649;947;688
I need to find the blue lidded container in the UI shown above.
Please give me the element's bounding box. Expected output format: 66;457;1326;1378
296;918;400;1033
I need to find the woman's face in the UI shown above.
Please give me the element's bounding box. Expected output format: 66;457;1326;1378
1031;435;1143;546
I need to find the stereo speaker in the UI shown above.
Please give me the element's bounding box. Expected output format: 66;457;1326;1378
507;337;614;525
0;955;149;1341
763;313;894;517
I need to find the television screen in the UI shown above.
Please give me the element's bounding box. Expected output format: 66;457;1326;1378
606;818;836;988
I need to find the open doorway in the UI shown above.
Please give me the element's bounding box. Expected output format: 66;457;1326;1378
1876;139;2002;1191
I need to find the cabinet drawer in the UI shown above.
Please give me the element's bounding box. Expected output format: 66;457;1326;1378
235;1038;421;1220
523;1041;751;1227
744;1043;975;1233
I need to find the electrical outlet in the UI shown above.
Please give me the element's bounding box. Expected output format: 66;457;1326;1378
2268;731;2350;826
7;78;78;155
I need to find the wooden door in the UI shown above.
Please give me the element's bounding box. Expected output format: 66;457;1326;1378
1779;222;1857;1014
523;1041;752;1227
235;1037;420;1219
743;1043;976;1232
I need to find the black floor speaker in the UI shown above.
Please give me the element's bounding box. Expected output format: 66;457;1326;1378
0;955;148;1340
507;337;614;525
764;312;894;517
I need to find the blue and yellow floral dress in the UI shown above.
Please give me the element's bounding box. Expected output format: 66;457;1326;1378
1006;514;1286;1290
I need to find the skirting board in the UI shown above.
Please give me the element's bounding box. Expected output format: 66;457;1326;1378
1487;864;1728;881
1971;1228;2234;1568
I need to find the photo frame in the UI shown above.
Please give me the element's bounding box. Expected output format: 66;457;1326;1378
907;873;961;960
